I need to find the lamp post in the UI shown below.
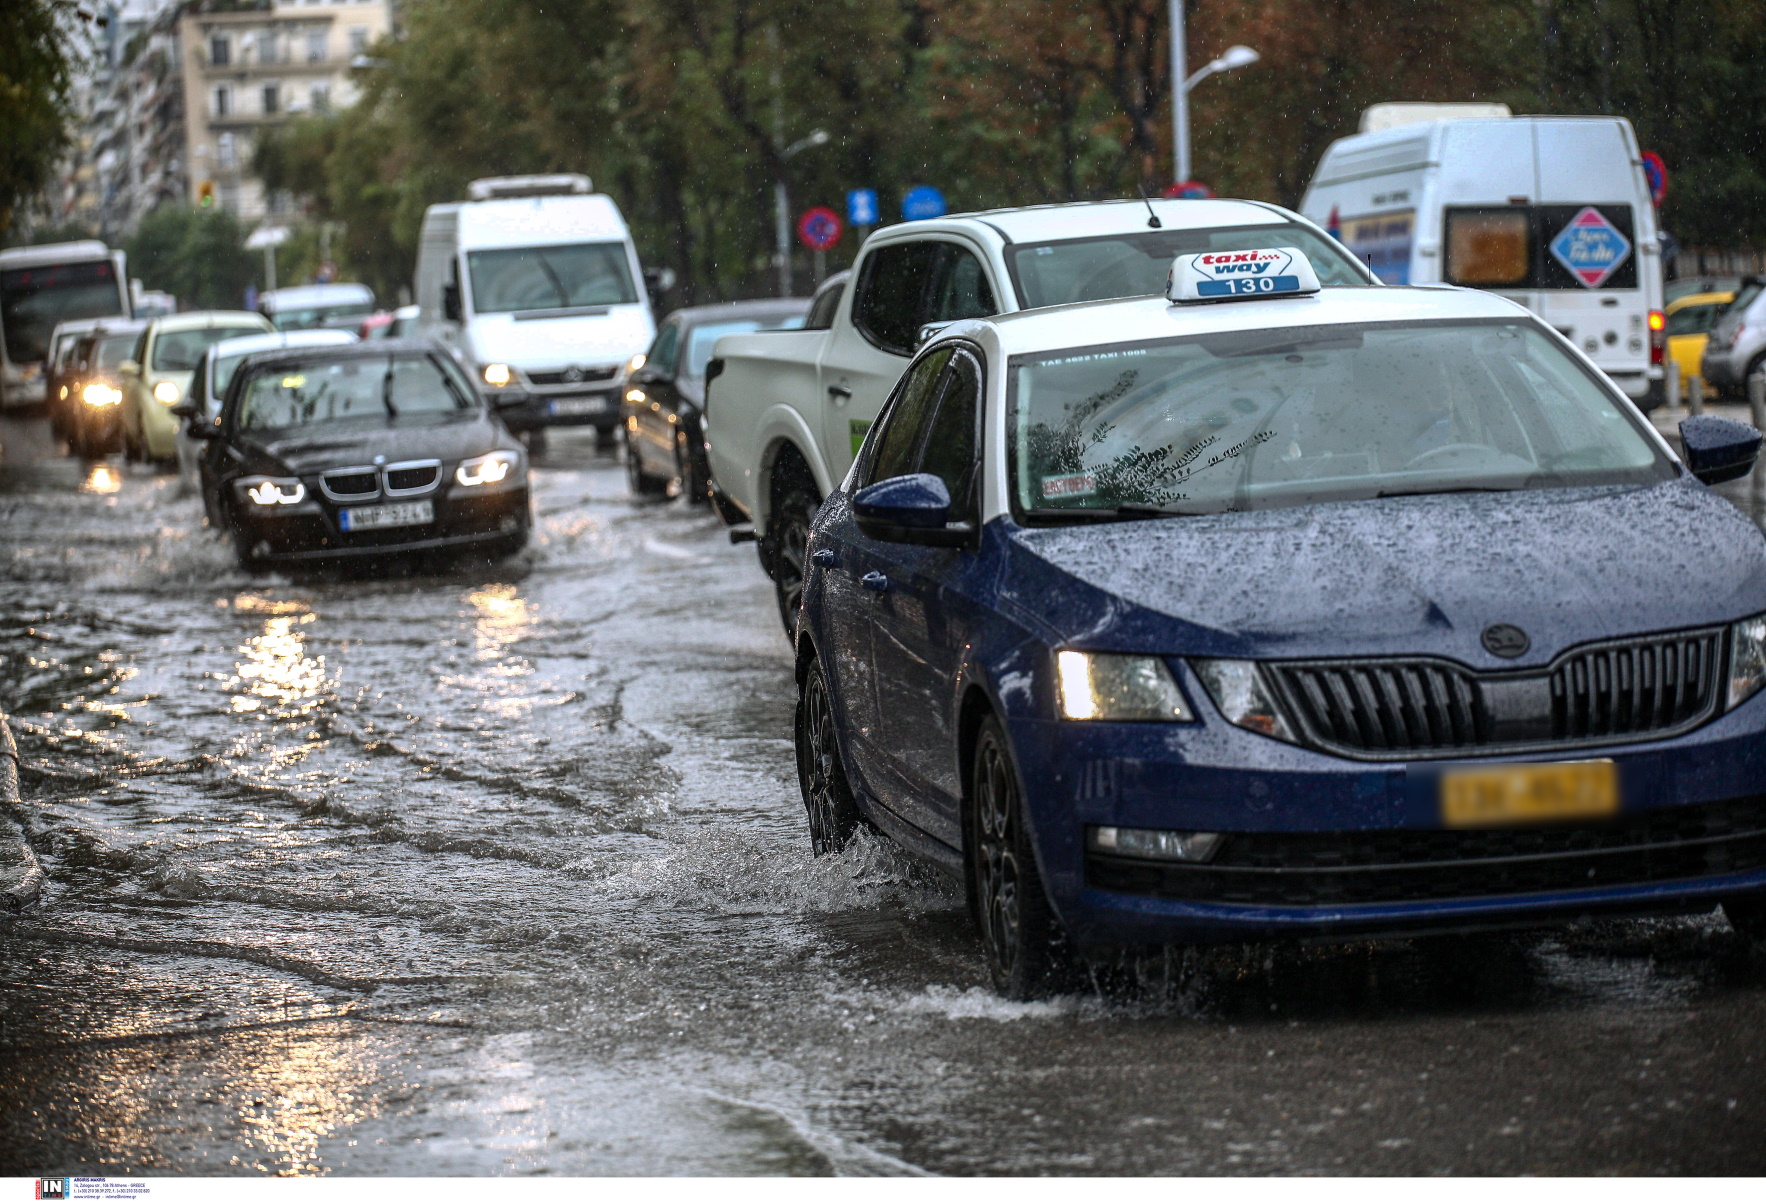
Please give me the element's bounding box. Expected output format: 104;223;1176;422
1168;0;1259;185
774;128;830;297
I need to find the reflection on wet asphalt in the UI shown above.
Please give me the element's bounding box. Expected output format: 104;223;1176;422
2;418;1764;1175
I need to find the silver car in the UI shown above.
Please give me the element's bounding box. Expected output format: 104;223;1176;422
1701;276;1765;399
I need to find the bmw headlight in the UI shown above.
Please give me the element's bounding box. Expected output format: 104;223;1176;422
153;380;181;405
82;383;122;407
1730;614;1766;711
237;476;305;506
456;449;522;487
482;363;514;387
1190;658;1297;742
1055;651;1193;721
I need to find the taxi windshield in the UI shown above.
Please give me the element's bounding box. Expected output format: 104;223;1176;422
1008;223;1368;309
1010;319;1674;521
235;355;468;431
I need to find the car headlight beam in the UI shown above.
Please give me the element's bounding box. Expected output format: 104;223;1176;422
482;363;513;387
153;380;181;405
1730;614;1766;711
238;477;305;506
1055;650;1193;722
82;383;122;407
456;449;522;487
1190;658;1298;743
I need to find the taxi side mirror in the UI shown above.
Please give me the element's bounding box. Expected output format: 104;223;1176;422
854;473;972;547
169;398;198;418
119;360;141;376
1680;415;1761;486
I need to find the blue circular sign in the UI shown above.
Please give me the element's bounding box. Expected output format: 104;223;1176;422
901;185;947;222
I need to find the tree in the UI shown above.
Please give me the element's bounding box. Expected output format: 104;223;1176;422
0;0;80;236
125;205;257;309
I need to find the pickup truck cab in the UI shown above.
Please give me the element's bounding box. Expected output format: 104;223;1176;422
703;198;1375;630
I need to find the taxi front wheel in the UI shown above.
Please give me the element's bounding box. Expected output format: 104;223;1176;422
795;660;862;855
970;714;1076;999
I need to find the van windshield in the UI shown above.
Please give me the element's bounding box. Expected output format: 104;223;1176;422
1008;224;1368;309
1010;320;1673;521
466;242;639;314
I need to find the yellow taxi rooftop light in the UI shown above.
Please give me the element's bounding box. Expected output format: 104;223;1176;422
1166;246;1320;305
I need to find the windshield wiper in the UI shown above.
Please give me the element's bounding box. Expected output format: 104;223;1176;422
1374;483;1527;499
535;254;571;309
380;357;398;418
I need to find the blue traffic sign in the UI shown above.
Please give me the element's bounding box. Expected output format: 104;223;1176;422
901;185;947;222
847;188;879;227
1549;206;1631;288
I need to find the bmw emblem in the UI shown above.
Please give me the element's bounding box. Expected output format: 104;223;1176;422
563;366;584;383
1481;623;1530;659
373;454;386;465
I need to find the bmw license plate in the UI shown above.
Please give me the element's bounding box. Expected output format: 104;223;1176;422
339;500;433;532
1440;759;1617;828
548;396;608;417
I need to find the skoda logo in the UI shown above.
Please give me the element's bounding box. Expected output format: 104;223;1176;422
1482;623;1530;659
563;366;584;383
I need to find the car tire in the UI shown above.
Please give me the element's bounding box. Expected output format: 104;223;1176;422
224;503;257;570
795;658;863;855
625;429;669;498
969;713;1076;999
1723;895;1766;944
768;482;819;636
675;429;710;505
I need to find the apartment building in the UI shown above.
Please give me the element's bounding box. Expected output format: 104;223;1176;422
179;0;393;221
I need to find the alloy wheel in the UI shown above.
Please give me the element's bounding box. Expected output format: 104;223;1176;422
974;728;1023;980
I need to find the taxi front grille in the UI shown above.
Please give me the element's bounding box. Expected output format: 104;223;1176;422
1086;794;1766;907
1263;628;1724;761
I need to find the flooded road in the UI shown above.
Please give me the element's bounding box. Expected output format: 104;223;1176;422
2;413;1764;1176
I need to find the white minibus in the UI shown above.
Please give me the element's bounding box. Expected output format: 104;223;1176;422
1302;106;1666;404
414;174;655;439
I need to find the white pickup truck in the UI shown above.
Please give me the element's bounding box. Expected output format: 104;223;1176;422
702;198;1376;629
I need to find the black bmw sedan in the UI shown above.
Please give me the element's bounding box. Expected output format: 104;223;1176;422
189;339;531;568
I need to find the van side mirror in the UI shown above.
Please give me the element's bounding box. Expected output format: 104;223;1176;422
853;473;972;546
442;283;462;323
1680;415;1761;486
169;398;198;418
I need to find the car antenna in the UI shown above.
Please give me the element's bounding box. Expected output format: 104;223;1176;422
1137;183;1162;229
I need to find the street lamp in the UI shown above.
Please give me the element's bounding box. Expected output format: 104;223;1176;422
774;128;830;297
1169;0;1260;185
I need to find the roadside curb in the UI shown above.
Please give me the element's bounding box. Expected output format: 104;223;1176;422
0;710;43;913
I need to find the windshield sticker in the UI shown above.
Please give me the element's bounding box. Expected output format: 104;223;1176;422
1041;471;1097;499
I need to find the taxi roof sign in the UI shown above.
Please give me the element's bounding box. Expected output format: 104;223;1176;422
1167;247;1320;304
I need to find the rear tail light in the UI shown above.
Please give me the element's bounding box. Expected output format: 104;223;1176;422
1648;309;1666;365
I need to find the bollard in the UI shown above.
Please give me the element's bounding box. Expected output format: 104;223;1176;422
1688;374;1704;417
1665;360;1681;411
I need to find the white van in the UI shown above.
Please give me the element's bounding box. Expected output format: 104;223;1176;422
1302;107;1665;404
414;174;654;438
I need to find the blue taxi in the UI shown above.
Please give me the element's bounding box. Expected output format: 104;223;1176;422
793;249;1766;998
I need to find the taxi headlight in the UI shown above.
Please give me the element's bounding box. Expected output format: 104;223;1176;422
626;352;646;376
482;363;514;387
456;449;522;487
1055;651;1193;721
82;383;122;407
1730;615;1766;711
153;380;181;405
1190;658;1297;742
238;476;305;506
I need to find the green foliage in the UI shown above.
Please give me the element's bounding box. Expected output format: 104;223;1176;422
247;0;1766;308
0;0;79;235
124;205;259;310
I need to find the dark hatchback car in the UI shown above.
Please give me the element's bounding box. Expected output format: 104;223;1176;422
188;339;531;568
623;298;810;501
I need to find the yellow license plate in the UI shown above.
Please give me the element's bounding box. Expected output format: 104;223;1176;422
1440;760;1618;828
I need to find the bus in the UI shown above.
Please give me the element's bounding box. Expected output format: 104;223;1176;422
1;240;132;409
